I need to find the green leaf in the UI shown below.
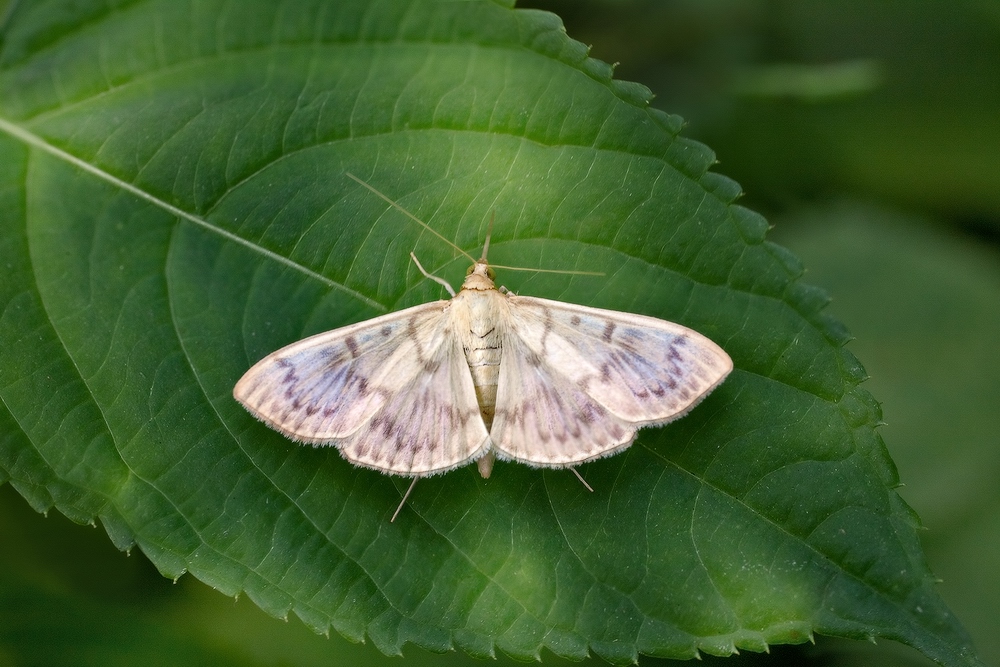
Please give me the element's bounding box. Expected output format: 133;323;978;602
772;202;1000;666
0;1;982;665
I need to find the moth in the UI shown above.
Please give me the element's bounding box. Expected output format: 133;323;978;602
234;176;733;520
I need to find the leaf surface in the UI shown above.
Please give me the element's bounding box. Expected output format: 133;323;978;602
0;1;981;665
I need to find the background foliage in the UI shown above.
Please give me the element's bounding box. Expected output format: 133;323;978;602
1;0;996;666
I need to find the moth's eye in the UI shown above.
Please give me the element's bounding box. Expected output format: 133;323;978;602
466;265;475;276
487;268;496;280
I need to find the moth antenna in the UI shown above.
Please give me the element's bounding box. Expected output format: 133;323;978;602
346;172;475;263
410;252;456;297
480;211;495;262
489;265;605;276
391;477;420;522
347;173;603;276
571;467;594;493
478;212;601;275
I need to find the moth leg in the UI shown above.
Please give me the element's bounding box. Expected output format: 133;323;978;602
391;477;420;522
570;467;594;493
410;252;456;297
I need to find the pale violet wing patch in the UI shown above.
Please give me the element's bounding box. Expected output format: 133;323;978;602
234;301;490;476
490;296;732;466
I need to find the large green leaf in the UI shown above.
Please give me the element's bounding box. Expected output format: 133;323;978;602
772;203;1000;666
0;1;982;665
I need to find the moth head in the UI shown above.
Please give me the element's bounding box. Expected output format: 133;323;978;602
461;260;497;291
466;262;496;280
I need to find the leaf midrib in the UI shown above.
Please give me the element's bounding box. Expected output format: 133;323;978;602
0;117;381;309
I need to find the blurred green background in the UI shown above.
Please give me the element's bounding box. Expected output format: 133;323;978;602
2;0;997;665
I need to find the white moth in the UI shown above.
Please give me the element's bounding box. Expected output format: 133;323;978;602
234;177;733;520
